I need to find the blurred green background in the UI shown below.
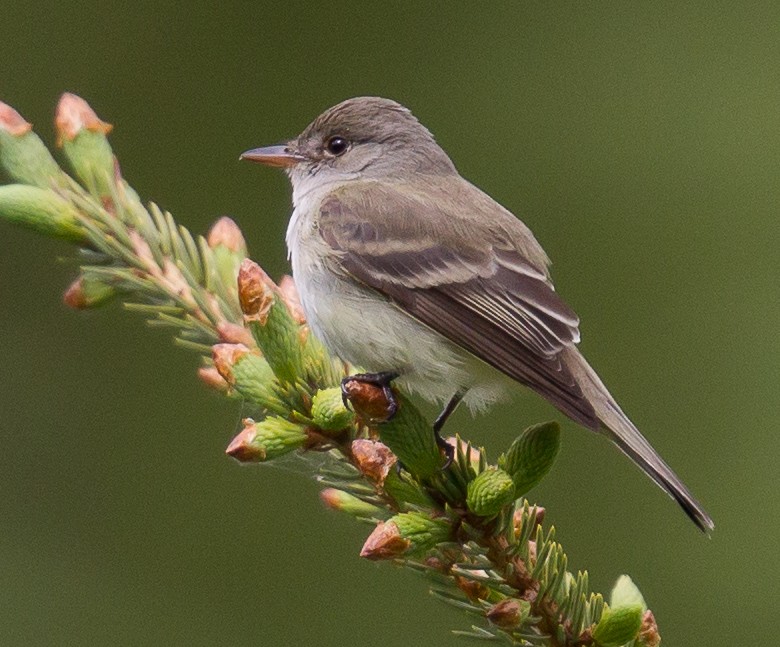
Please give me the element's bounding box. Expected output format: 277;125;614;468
0;2;777;645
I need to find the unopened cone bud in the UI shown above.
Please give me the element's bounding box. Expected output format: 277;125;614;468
225;417;308;462
311;387;355;431
237;259;276;322
211;343;250;385
609;575;647;610
55;93;116;198
0;105;64;187
55;92;113;144
360;520;410;561
467;467;516;518
319;488;384;519
361;512;451;560
207;216;246;254
0;103;32;136
592;605;643;647
62;275;115;309
500;421;560;496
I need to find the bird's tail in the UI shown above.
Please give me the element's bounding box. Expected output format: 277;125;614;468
563;348;714;533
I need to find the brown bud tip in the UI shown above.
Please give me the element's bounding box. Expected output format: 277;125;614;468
278;275;306;324
207;216;247;253
216;320;255;346
486;599;523;628
225;419;265;462
351;439;396;483
360;521;410;560
639;610;661;647
211;343;250;384
342;379;396;422
55;93;113;145
197;366;229;392
62;277;88;309
237;259;276;322
319;488;344;510
455;576;490;602
0;101;32;136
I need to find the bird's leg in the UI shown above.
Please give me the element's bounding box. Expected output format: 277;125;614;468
341;371;400;420
433;388;467;467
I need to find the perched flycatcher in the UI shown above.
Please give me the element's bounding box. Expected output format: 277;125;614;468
242;97;713;532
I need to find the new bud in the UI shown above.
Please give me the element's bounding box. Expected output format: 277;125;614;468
207;216;247;255
62;275;116;309
361;512;451;560
311;387;355;431
466;467;516;518
55;93;116;199
319;488;385;519
499;421;561;496
0;101;65;188
225;417;308;462
592;605;643;647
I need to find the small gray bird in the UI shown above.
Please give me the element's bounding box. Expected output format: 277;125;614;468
241;97;713;532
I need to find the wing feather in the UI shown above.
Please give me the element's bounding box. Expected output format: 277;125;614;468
318;180;599;428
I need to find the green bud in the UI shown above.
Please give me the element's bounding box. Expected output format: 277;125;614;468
225;417;308;462
466;467;516;518
609;575;647;611
63;275;116;309
55;93;116;198
499;421;561;496
320;488;386;520
391;511;451;554
238;260;304;386
592;604;643;647
361;511;451;559
0;105;66;188
0;184;84;242
230;351;289;416
252;296;304;384
377;392;443;480
311;387;355;431
207;217;247;304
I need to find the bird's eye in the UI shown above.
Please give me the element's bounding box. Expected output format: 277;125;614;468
325;136;349;156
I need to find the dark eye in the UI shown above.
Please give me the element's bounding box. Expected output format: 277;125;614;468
325;136;349;156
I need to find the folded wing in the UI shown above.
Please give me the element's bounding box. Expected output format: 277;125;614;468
318;180;600;429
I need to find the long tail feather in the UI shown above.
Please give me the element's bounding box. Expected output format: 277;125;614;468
563;349;714;533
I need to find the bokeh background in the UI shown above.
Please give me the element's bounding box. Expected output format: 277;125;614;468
0;2;777;645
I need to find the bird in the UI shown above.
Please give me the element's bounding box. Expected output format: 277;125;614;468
241;96;713;532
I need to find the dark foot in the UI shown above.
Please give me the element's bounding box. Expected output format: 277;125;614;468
341;371;400;421
433;389;467;470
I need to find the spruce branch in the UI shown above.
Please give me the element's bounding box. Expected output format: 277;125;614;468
0;94;662;647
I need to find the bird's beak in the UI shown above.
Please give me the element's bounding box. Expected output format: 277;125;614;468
239;143;305;168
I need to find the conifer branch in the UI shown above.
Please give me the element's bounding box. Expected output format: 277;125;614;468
0;94;661;647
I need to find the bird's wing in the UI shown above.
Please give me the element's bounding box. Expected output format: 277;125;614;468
317;179;599;428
